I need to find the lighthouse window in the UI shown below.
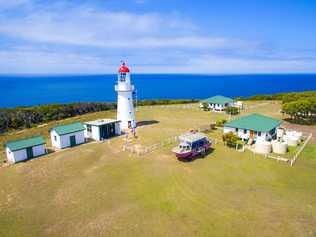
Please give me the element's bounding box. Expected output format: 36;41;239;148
120;73;126;82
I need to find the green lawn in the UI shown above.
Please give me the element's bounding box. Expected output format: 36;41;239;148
0;102;316;237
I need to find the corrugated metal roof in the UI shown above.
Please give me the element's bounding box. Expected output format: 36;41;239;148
201;95;234;105
224;113;282;132
179;132;208;143
52;122;85;136
6;136;45;151
84;119;120;126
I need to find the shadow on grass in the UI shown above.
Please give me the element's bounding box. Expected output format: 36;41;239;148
177;148;215;162
137;120;159;127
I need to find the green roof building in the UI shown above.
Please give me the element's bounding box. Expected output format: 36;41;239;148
5;136;46;163
201;95;234;111
50;122;86;149
224;113;282;141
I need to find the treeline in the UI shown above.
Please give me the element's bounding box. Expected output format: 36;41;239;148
137;99;198;106
240;91;316;103
0;99;198;134
242;91;316;124
0;102;116;134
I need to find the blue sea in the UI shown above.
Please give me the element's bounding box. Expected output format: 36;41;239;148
1;74;316;108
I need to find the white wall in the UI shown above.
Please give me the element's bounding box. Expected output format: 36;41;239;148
51;130;85;149
117;91;136;129
6;144;46;164
85;123;121;141
223;126;268;141
115;123;121;135
84;124;100;141
116;72;136;130
32;144;46;157
51;130;61;148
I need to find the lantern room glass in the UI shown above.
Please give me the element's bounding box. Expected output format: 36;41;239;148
119;72;126;82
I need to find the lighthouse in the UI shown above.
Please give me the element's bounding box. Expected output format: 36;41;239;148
115;62;136;130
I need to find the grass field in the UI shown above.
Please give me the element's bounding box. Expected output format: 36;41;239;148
1;101;316;237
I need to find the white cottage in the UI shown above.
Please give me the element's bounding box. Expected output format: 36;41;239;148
200;95;234;112
50;122;85;149
5;136;46;164
84;119;121;141
224;113;282;142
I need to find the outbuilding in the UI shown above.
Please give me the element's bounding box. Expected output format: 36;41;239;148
223;113;282;142
200;95;234;111
84;119;121;141
50;122;85;149
5;136;46;164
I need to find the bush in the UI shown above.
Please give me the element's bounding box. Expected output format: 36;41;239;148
222;132;239;146
225;106;239;115
216;119;227;127
201;102;210;111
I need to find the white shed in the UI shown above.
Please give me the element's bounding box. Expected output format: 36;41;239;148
5;136;46;164
84;119;121;141
50;122;85;149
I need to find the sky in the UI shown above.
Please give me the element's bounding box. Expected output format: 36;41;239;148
0;0;316;74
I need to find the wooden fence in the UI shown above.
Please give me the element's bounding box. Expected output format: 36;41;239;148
123;124;218;156
262;133;313;166
289;133;313;166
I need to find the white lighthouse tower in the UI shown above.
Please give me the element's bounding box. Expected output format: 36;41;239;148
115;62;136;130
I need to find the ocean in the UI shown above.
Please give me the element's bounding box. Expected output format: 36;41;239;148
1;74;316;108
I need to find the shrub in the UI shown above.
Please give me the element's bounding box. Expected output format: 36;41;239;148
201;102;210;111
225;106;239;115
222;132;239;146
216;119;227;127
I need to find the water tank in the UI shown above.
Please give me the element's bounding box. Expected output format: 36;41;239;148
286;131;302;142
236;101;243;109
272;140;288;154
283;135;299;146
255;141;272;154
276;128;285;139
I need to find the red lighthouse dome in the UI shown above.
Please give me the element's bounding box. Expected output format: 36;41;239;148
118;62;130;73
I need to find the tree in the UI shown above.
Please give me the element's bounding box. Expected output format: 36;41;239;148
201;102;210;111
225;106;239;115
216;119;227;127
222;132;239;146
282;98;316;123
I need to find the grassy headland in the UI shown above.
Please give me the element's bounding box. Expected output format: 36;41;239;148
0;100;316;236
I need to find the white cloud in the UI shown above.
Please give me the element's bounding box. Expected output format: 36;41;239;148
0;0;314;73
0;5;255;50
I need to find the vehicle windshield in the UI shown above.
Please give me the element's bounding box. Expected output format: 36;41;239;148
179;143;190;150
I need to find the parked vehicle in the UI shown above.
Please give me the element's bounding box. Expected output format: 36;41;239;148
172;132;211;159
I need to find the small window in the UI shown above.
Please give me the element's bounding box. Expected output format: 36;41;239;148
258;132;262;136
243;129;247;134
87;124;92;132
54;136;57;141
235;128;238;132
